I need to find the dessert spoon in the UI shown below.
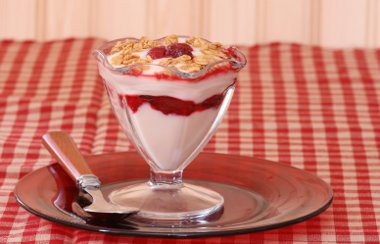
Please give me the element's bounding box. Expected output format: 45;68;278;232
42;131;139;215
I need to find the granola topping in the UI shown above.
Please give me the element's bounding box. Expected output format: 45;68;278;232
107;35;232;74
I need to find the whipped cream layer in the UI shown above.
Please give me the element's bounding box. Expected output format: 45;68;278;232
99;63;236;103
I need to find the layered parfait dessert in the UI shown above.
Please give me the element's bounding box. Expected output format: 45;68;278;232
94;35;246;221
96;35;245;172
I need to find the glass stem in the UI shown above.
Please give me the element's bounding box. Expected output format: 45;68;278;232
149;169;183;188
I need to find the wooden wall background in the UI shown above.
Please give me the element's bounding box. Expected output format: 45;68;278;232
0;0;379;47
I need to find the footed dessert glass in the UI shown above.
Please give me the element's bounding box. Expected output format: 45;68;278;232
93;36;246;222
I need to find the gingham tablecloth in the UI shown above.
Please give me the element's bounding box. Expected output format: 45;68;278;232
0;38;379;243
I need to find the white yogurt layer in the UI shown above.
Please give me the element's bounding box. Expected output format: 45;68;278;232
128;104;218;170
106;88;229;171
101;61;236;171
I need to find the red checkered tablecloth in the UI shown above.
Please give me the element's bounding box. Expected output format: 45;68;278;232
0;38;379;243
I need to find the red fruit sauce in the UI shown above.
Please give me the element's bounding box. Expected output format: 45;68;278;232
147;46;169;60
166;43;193;58
147;43;193;60
120;94;224;116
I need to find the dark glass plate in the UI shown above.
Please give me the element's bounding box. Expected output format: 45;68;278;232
14;152;333;238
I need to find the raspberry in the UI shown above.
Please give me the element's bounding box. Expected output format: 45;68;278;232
147;46;168;60
166;43;193;58
147;43;194;60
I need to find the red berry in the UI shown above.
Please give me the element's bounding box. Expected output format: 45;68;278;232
166;43;193;58
147;46;168;59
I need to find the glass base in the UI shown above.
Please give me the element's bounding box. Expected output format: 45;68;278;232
108;181;224;221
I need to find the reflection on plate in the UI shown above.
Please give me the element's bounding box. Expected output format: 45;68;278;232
14;152;333;238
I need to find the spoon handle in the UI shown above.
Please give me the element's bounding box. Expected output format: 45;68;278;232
42;131;93;183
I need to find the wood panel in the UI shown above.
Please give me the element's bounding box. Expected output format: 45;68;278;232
43;0;92;40
373;0;380;46
0;0;36;39
263;0;312;44
0;0;379;47
146;0;204;39
320;0;367;47
208;0;240;44
91;0;148;40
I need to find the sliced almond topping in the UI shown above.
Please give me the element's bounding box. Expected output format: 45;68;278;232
133;42;143;52
208;42;222;50
165;34;179;45
109;35;231;73
194;55;220;66
111;55;123;65
175;55;192;62
159;58;174;66
180;63;202;72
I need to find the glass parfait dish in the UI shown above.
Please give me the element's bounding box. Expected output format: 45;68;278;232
93;36;246;222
